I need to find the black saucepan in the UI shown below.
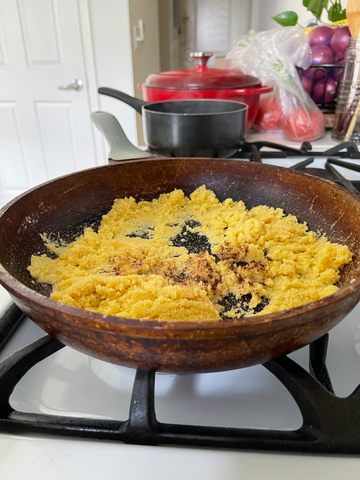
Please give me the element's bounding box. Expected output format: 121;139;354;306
98;87;247;158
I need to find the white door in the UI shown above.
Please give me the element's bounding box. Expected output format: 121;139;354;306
0;0;98;207
160;0;252;71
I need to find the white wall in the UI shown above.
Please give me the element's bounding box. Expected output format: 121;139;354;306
128;0;161;145
158;0;252;71
251;0;348;32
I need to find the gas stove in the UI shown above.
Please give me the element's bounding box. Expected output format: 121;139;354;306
1;132;360;479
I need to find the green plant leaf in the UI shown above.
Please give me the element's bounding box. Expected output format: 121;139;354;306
328;2;342;15
328;6;346;22
303;0;310;7
307;0;323;10
272;11;298;27
321;0;329;9
307;0;324;19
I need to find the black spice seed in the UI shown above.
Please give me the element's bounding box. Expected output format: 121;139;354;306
127;232;150;240
127;227;154;240
253;296;270;313
170;220;212;254
241;293;252;303
185;219;201;228
218;293;270;319
218;292;240;312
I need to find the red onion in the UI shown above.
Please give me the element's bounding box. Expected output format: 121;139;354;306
311;44;335;64
300;74;313;96
331;66;343;82
309;26;334;46
312;76;337;104
330;26;350;59
302;66;325;80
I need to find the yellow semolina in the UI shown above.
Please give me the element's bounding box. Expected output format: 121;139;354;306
28;186;353;322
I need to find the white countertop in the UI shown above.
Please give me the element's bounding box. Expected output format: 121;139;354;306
246;129;340;151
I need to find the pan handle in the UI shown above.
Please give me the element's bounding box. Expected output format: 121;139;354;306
90;111;152;162
98;87;148;115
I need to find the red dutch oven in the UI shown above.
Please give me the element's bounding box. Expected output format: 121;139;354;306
138;52;272;131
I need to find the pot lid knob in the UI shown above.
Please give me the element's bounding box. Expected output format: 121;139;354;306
189;52;212;70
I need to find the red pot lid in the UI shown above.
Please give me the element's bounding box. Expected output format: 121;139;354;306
143;52;261;90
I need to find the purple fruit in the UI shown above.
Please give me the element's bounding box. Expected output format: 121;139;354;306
309;26;334;46
303;66;326;80
330;26;350;59
331;66;343;81
300;74;313;95
313;76;337;104
311;44;335;64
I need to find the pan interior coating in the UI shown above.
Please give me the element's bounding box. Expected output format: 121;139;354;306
27;185;352;322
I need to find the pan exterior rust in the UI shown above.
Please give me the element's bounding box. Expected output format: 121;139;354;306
1;159;360;373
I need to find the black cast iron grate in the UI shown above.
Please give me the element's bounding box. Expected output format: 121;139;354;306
1;304;360;454
237;140;360;160
240;141;360;194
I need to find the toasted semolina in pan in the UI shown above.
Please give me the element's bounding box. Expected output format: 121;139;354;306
28;186;352;322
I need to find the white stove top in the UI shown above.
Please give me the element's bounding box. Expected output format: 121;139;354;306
1;132;360;479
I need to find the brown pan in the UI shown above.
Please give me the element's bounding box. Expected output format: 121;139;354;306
1;113;360;373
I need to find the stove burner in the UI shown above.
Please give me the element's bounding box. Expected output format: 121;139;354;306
1;306;360;454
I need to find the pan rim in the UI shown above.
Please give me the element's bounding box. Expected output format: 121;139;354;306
2;157;360;208
1;158;360;334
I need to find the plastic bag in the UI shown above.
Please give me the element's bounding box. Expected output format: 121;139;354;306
226;27;325;142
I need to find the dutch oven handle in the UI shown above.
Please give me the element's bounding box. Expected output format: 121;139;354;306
98;87;149;115
90;111;152;162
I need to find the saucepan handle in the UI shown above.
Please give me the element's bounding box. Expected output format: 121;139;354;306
90;111;152;162
98;87;148;115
